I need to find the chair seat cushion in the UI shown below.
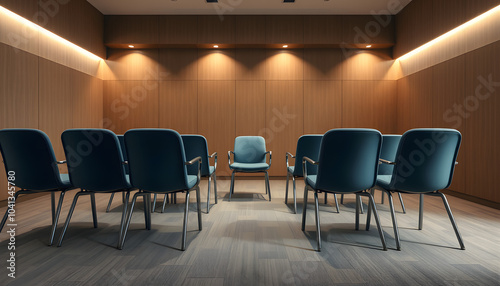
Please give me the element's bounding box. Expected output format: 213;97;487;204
187;175;198;189
376;175;392;190
230;162;269;171
306;175;317;189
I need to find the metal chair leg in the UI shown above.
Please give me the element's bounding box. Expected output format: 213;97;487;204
213;173;218;204
419;194;424;230
333;193;339;213
57;192;84;247
385;191;401;250
207;176;212;213
49;191;66;246
117;191;130;249
196;187;202;231
152;193;157;213
147;194;152;230
301;186;309;231
51;192;56;224
119;192;142;249
398;193;406;214
161;194;168;213
106;193;115;212
363;192;387;251
381;191;385;204
229;171;235;201
90;193;98;228
292;176;297;214
355;194;360;230
437;192;465;250
1;191;23;233
359;195;364;214
366;194;372;231
285;172;290;205
181;191;191;251
143;194;149;229
174;193;177;204
340;194;344;204
265;171;271;201
314;191;321;251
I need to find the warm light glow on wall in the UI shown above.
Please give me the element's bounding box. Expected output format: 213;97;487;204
398;4;500;61
0;5;102;61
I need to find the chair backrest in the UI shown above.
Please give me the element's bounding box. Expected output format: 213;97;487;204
125;129;190;192
293;135;322;177
315;129;382;193
233;136;266;164
390;129;461;193
378;135;402;175
61;129;129;192
0;129;67;191
117;135;129;175
182;135;210;176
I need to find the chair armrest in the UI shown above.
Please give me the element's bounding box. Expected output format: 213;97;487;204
379;158;395;165
302;156;318;185
285;152;295;169
265;151;272;167
209;152;218;171
455;161;458;165
228;151;234;166
122;161;128;165
186;156;202;187
56;160;67;165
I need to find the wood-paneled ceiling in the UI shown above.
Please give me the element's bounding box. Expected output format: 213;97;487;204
87;0;412;15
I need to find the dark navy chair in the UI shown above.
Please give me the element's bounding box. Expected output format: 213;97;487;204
120;129;202;251
286;135;339;214
374;129;464;250
182;135;217;213
302;129;386;252
0;129;73;245
341;134;406;213
57;129;133;248
228;136;272;201
106;134;129;212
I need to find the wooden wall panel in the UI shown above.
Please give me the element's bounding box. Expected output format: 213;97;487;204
342;81;397;134
198;49;235;80
342;15;394;45
396;77;411;134
0;0;38;20
103;80;159;134
464;42;500;203
197;16;235;44
105;16;159;45
159;81;198;133
303;16;342;45
303;49;342;80
158;49;198;80
265;81;304;176
431;57;466;194
234;49;267;80
235;16;266;44
235;81;266;136
342;49;395;80
197;81;236;176
303;81;342;134
91;77;104;128
265;16;304;44
159;16;198;45
105;49;159;81
265;50;303;80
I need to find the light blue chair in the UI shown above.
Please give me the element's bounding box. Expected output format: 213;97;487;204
286;135;339;214
374;129;464;250
181;135;217;213
57;129;133;248
0;129;73;245
120;129;202;251
228;136;272;201
302;129;386;252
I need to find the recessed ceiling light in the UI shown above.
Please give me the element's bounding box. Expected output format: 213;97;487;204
283;45;288;48
213;45;219;48
206;0;218;3
283;0;295;2
366;45;372;48
128;45;134;48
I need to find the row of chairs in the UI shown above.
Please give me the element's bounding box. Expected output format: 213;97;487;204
293;128;464;252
